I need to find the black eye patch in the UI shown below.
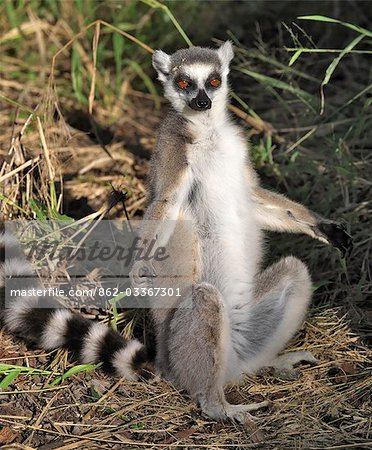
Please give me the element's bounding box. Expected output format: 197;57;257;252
206;73;222;89
174;75;195;91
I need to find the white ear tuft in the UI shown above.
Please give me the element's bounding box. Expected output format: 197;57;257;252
217;41;234;75
152;50;171;82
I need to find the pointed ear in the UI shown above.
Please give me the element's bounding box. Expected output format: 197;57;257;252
217;41;234;75
152;50;171;82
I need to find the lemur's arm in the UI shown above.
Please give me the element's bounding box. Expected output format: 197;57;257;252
251;185;352;256
130;179;189;285
140;169;191;247
130;139;191;284
137;112;192;250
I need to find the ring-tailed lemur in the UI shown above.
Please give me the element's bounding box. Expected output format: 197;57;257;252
0;42;351;425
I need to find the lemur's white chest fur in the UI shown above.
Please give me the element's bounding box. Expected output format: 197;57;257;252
181;115;262;308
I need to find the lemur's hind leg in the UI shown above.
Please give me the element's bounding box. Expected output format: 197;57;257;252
164;283;268;423
230;256;313;378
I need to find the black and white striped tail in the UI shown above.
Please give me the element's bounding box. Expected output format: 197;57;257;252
0;221;150;380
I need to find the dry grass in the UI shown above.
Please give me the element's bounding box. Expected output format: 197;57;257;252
0;2;371;449
1;309;370;449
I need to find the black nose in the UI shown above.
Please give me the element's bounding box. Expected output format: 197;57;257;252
195;99;210;109
190;89;212;111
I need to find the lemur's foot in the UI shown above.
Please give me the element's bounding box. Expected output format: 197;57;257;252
224;400;270;423
270;351;319;380
201;399;269;424
208;400;270;442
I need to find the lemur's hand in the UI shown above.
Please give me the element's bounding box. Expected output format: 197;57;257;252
316;221;353;257
130;260;157;289
251;186;353;257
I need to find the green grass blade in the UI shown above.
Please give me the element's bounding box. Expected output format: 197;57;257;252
0;369;22;388
320;34;365;114
109;291;127;331
52;363;101;385
5;0;18;28
0;363;57;376
289;49;302;66
0;194;29;215
29;198;48;220
236;66;316;112
230;92;261;120
113;32;125;90
71;45;86;104
298;15;372;38
141;0;193;46
49;180;57;213
0;94;37;115
322;35;364;87
286;47;372;55
238;48;319;82
237;67;314;100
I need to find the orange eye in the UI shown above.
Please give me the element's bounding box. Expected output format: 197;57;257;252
210;78;221;87
177;79;190;89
